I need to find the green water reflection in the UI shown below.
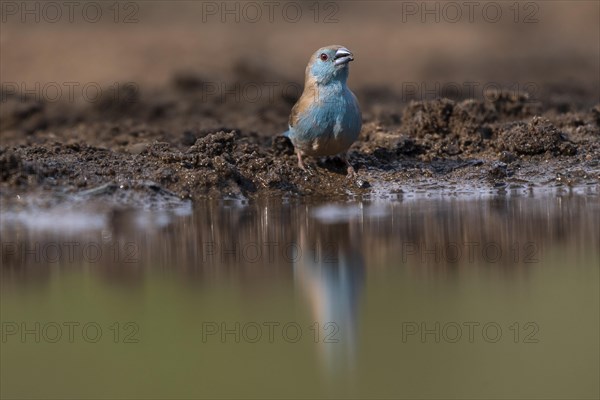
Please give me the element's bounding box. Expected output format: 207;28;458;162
1;195;599;399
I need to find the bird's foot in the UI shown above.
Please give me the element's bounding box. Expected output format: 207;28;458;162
341;154;356;179
297;152;315;176
346;165;356;179
342;157;369;188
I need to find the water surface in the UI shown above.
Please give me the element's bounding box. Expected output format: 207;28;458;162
1;193;599;399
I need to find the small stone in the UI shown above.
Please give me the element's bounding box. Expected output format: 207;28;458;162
559;142;577;156
127;142;148;155
489;161;508;179
355;178;370;189
477;126;494;140
499;151;516;163
181;130;197;147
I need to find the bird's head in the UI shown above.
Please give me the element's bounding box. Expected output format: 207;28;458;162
306;45;354;85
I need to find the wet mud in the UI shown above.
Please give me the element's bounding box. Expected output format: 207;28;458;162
1;69;599;209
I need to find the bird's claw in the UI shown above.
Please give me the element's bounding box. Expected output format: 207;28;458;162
346;165;356;179
344;163;369;188
297;152;316;176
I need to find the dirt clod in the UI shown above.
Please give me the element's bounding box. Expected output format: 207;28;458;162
500;116;565;155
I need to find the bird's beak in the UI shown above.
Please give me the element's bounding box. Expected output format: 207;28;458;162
334;47;354;66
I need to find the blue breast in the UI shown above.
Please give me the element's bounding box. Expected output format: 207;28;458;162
288;83;361;156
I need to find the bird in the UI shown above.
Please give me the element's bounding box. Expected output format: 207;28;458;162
283;45;362;176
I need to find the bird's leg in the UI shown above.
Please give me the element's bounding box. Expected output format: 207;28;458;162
297;151;307;171
297;150;314;175
340;153;356;177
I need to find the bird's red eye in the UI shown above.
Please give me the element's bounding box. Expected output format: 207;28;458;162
320;53;328;61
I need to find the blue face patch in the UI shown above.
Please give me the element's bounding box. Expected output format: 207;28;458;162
309;48;349;84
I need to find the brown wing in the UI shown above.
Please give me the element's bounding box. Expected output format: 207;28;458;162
288;99;301;128
288;84;317;128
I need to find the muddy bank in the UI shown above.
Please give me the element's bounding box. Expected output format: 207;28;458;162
1;75;599;208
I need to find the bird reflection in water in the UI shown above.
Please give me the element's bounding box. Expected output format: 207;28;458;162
292;207;365;373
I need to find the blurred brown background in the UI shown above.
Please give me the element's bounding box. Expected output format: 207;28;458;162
1;0;598;103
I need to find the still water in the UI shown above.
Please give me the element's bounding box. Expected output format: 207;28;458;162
1;192;599;399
